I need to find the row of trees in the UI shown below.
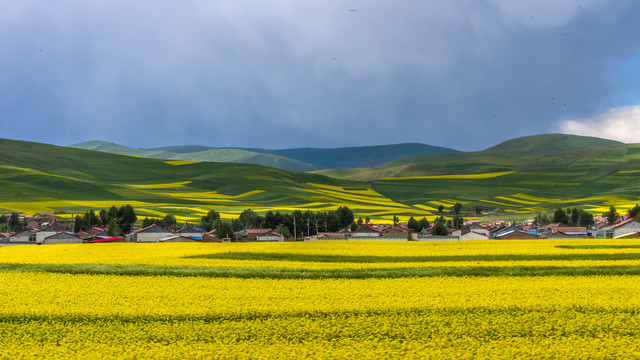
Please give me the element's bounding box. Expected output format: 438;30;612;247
0;212;27;232
534;208;596;227
534;204;640;228
74;205;137;236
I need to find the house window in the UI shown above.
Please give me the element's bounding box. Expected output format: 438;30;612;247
29;233;36;242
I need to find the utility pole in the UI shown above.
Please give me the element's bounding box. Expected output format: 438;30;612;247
307;218;310;238
293;214;297;242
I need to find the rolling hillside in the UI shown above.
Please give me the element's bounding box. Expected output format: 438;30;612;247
313;135;640;217
70;141;319;172
315;134;628;180
0;138;426;222
71;141;459;171
4;135;640;222
241;143;459;169
485;134;622;155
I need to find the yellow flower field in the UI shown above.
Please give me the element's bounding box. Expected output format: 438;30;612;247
379;170;517;180
1;240;639;359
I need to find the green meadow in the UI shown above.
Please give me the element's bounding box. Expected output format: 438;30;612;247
1;135;640;221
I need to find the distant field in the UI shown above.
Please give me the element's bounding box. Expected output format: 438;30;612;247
0;139;437;222
3;137;640;222
1;240;639;359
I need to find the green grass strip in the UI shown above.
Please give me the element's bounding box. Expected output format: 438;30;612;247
2;263;640;278
186;251;640;263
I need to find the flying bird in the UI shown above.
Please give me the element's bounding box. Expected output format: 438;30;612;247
349;9;357;12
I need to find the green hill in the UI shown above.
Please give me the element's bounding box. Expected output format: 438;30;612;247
5;136;640;222
70;141;319;172
378;134;622;169
70;140;176;158
147;145;213;153
485;134;622;155
244;143;459;169
72;141;459;171
312;135;640;217
0;138;420;222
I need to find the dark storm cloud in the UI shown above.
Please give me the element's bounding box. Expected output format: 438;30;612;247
1;0;639;150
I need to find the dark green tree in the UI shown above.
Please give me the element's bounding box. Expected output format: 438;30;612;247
325;212;341;232
407;217;421;232
232;218;244;232
418;217;430;231
263;210;278;228
569;208;580;226
277;224;292;239
606;206;618;225
431;220;448;236
453;203;462;215
578;211;595;227
142;217;155;228
107;218;122;237
552;208;569;224
452;216;464;229
161;214;177;228
216;222;236;241
239;209;262;228
99;209;109;227
85;210;99;227
74;215;88;233
335;206;354;229
9;212;21;232
200;210;221;232
393;215;399;225
438;205;444;213
535;213;551;226
108;206;119;224
120;205;137;234
628;204;640;219
349;222;359;232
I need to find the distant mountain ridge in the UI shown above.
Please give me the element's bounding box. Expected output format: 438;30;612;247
70;141;460;172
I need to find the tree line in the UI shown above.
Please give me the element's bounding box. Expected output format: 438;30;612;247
74;205;137;236
0;212;27;232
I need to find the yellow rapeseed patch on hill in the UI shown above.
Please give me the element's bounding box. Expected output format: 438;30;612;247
128;181;193;189
379;171;516;180
163;160;201;165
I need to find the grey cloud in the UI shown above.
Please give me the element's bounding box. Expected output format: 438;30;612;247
1;0;639;150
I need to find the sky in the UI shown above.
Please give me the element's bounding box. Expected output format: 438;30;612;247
1;0;640;151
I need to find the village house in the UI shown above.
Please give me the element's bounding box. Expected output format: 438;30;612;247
452;223;491;240
8;229;36;244
256;229;285;242
315;232;349;240
351;225;382;237
35;219;67;244
237;228;274;241
133;221;172;242
176;223;205;240
43;232;83;245
599;218;640;238
493;224;539;240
